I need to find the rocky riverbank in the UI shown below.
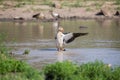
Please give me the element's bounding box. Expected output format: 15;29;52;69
0;1;119;21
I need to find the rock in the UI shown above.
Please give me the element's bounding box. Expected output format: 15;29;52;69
13;17;24;20
96;3;114;17
96;10;105;16
96;9;112;17
102;8;112;17
32;12;45;19
114;11;120;16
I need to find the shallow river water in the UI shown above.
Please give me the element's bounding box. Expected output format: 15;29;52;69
0;19;120;69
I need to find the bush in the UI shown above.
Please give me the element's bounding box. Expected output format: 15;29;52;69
44;61;78;80
0;53;44;80
0;33;43;80
76;61;112;80
0;57;29;74
112;67;120;80
44;61;120;80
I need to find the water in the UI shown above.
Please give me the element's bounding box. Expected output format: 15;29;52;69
0;19;120;69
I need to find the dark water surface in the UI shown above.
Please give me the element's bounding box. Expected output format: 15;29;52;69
0;19;120;69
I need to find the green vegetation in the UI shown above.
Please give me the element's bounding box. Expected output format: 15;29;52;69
0;0;119;9
23;49;30;55
41;0;54;7
0;33;10;56
115;0;120;5
0;33;43;80
116;6;120;10
0;0;3;2
0;49;43;80
44;61;120;80
44;61;78;80
71;0;82;7
61;0;83;7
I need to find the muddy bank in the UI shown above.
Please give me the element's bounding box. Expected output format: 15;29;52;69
0;1;120;21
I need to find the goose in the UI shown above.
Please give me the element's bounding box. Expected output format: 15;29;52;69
49;10;60;19
56;27;88;51
32;12;45;20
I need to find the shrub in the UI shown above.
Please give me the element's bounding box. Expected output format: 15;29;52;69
0;33;43;80
76;61;112;80
112;67;120;80
43;60;120;80
0;57;29;74
0;53;44;80
23;68;43;80
23;49;30;55
44;61;78;80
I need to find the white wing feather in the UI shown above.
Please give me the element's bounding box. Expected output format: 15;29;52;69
63;33;73;43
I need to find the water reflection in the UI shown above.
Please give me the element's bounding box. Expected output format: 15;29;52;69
52;20;60;37
33;23;44;38
57;51;64;62
14;21;27;26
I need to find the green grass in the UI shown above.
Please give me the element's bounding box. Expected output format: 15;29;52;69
115;0;120;5
41;0;54;7
71;0;82;7
62;0;83;7
116;6;120;10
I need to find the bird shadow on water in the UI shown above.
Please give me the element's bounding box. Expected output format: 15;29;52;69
56;51;64;62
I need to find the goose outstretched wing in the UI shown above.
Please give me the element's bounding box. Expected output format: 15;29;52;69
64;33;88;43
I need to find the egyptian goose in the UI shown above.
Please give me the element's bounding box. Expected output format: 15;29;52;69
56;27;88;51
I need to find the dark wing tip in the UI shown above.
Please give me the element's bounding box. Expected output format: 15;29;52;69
73;33;88;37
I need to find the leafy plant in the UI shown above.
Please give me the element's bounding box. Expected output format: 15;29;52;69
0;32;43;80
43;60;120;80
44;61;78;80
112;67;120;80
0;57;28;74
0;53;43;80
76;61;112;80
23;49;30;55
